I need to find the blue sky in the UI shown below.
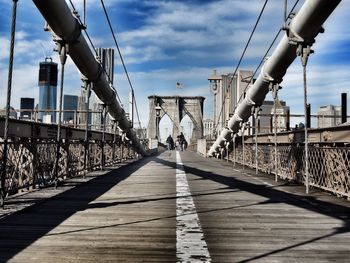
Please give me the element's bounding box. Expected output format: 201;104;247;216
1;0;350;137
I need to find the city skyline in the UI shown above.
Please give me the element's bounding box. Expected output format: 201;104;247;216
1;1;350;129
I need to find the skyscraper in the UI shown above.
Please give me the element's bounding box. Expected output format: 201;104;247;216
63;94;78;123
20;97;34;119
38;58;58;123
77;89;92;129
208;69;253;135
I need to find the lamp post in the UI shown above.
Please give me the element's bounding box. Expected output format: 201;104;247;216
155;103;161;140
208;70;221;138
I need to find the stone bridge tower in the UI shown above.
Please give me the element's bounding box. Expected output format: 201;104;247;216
147;96;205;143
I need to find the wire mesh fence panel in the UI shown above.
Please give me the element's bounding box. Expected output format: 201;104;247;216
231;143;350;198
309;147;350;197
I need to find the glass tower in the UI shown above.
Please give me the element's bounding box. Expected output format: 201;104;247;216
20;97;34;119
38;58;58;123
63;94;78;122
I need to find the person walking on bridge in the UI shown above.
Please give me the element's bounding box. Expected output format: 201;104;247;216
177;132;186;151
166;135;174;150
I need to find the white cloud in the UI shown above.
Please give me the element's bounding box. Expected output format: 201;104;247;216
1;0;349;134
280;63;350;115
117;0;284;64
0;63;38;109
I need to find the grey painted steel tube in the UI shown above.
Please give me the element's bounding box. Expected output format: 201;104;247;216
208;0;341;156
33;0;146;155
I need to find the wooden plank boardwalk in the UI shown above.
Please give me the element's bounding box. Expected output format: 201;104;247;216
1;150;350;262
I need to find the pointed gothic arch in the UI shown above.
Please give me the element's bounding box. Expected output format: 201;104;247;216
147;95;205;143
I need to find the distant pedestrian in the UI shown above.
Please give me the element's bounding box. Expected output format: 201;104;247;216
177;132;185;151
166;135;174;150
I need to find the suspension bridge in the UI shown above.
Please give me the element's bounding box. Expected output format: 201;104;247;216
1;0;350;262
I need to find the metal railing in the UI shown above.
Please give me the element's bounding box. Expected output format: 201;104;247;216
230;144;350;198
0;139;137;197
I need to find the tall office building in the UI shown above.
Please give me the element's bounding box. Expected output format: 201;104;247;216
77;89;92;129
93;48;114;132
203;119;214;139
63;94;78;123
92;96;112;132
92;99;104;131
20;97;34;119
38;58;58;123
208;69;253;135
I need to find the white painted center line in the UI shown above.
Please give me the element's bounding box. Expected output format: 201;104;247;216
176;151;211;262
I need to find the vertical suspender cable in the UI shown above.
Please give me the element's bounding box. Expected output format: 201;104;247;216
303;63;309;193
299;45;312;194
273;86;278;182
255;108;259;175
55;43;67;188
83;0;86;28
83;83;91;177
283;0;288;29
242;125;245;170
233;135;236;166
1;0;18;208
101;105;107;170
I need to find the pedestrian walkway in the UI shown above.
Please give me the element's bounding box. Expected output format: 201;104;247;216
1;151;350;262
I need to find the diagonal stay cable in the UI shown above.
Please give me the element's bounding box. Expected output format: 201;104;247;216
235;0;301;107
214;0;300;134
213;0;269;133
100;0;145;134
68;0;123;105
230;0;269;81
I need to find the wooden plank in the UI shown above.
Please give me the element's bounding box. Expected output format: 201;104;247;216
1;150;350;261
180;151;350;262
